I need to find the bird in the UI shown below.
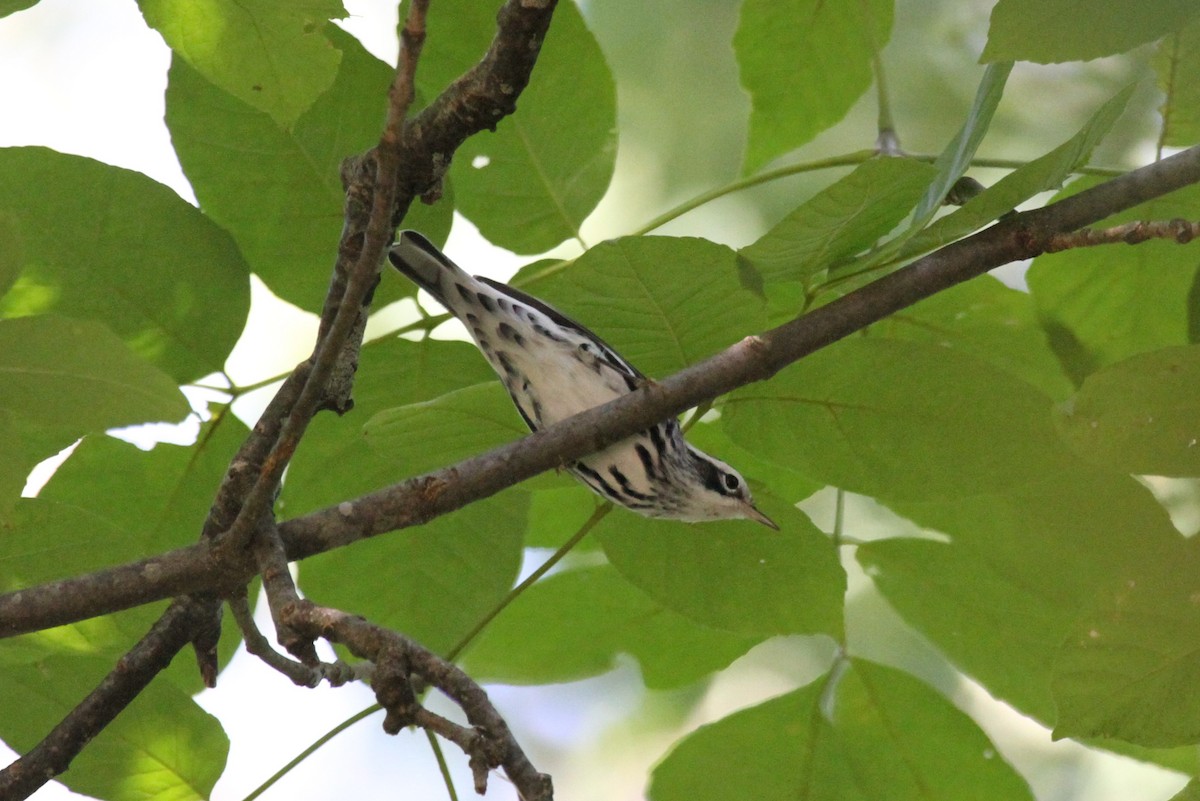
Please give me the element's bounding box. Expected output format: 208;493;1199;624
387;231;777;528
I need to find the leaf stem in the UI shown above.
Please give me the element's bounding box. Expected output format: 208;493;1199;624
446;503;611;661
427;729;459;801
239;707;380;801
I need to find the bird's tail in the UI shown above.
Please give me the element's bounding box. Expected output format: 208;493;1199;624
387;230;469;308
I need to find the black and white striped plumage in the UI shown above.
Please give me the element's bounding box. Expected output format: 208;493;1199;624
388;231;776;528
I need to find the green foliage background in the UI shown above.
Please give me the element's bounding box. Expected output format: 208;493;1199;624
1;0;1200;799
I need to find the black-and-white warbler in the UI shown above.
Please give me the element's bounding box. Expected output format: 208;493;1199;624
388;231;777;528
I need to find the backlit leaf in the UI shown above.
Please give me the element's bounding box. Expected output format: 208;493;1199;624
651;659;1032;801
984;0;1200;63
462;565;765;689
138;0;344;126
0;148;249;382
0;316;188;436
735;0;893;173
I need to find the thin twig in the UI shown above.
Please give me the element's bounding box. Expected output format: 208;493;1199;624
1044;218;1198;251
282;600;553;801
229;593;322;687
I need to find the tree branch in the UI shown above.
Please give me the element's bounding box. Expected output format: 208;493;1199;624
1044;218;1198;251
3;144;1197;639
0;597;211;799
281;600;553;801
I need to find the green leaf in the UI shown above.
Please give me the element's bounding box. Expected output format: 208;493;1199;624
1053;539;1200;747
0;148;249;382
138;0;343;127
871;276;1074;399
1155;20;1200;149
599;498;844;637
302;491;526;656
0;0;37;18
862;469;1179;724
416;1;615;254
0;655;227;800
1028;181;1200;380
0;316;188;438
462;565;765;689
526;236;768;378
0;212;20;297
905;83;1135;256
723;338;1068;501
283;337;499;517
734;0;894;174
364;381;529;477
738;158;938;286
1;416;250;685
1055;345;1200;476
0;412;26;519
910;63;1013;226
166;29;449;312
983;0;1200;63
651;659;1033;801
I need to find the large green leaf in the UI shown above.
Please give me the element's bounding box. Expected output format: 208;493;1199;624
871;276;1074;399
650;659;1033;801
0;212;20;297
461;565;765;689
734;0;894;174
1055;345;1200;477
904;83;1135;257
599;498;844;637
525;236;768;378
1053;539;1200;747
0;148;249;382
1028;181;1200;381
0;412;26;519
0;655;227;801
138;0;344;127
0;316;188;437
983;0;1200;63
415;0;616;254
166;28;450;312
723;338;1068;501
739;157;938;286
861;469;1180;724
0;0;38;18
1155;21;1200;148
301;490;526;656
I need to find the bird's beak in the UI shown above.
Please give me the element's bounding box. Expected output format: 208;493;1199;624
744;503;779;530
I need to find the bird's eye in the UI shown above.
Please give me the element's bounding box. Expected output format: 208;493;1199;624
723;473;740;492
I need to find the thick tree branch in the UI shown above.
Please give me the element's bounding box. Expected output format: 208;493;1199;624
3;144;1198;639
